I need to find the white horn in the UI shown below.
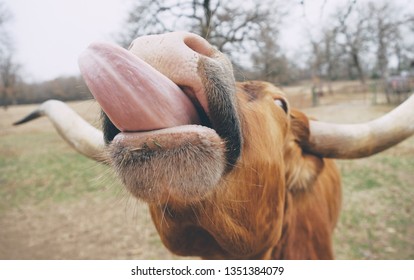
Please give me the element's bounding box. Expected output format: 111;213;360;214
307;94;414;158
14;100;107;162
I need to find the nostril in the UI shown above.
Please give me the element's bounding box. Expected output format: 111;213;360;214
183;35;214;57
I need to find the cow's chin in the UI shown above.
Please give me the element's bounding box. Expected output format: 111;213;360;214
109;124;226;204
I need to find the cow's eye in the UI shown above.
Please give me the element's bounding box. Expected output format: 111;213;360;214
274;98;288;114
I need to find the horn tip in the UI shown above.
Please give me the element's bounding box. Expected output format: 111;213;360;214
13;110;42;126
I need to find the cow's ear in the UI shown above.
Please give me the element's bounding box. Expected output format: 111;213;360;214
290;109;310;145
284;109;324;192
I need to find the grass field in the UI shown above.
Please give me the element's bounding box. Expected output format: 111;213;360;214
305;98;414;259
0;90;413;259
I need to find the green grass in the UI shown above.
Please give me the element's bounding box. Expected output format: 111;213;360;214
0;132;119;213
334;144;414;259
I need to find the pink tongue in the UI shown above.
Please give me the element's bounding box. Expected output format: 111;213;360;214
78;42;200;132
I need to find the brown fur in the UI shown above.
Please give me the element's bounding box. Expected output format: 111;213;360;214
101;34;342;259
146;81;341;259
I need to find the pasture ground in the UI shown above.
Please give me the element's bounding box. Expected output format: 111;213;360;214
0;84;413;259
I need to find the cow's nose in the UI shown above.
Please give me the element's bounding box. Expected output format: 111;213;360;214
129;32;215;70
128;32;241;171
128;32;215;114
182;32;215;57
131;32;214;56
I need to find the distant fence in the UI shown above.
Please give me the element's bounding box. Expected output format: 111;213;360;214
284;78;413;109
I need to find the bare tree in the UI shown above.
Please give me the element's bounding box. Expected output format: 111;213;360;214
0;2;19;109
117;0;287;74
251;25;295;85
369;3;398;81
301;0;414;90
334;1;371;85
299;1;345;94
369;2;414;77
307;28;341;95
322;29;340;87
0;52;19;108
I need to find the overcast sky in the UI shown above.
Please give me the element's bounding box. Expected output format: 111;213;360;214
2;0;131;82
1;0;413;82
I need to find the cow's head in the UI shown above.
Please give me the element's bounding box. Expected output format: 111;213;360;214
15;32;414;259
77;32;300;258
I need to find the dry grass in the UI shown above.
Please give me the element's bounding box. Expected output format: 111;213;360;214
0;86;413;259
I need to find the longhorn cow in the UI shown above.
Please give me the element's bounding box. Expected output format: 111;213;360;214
14;32;414;259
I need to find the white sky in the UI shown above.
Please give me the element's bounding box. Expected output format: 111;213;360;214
2;0;413;82
2;0;131;82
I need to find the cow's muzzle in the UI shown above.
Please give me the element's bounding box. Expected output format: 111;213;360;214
78;32;242;203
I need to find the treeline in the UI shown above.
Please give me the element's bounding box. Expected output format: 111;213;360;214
1;76;92;106
116;0;414;88
1;1;414;108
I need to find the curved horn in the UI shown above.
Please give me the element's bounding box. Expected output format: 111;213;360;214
307;94;414;158
14;100;107;162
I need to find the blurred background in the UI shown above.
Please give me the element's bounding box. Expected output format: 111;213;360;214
0;0;413;259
